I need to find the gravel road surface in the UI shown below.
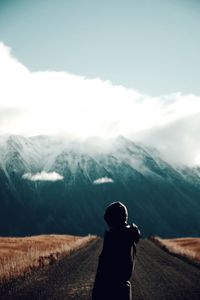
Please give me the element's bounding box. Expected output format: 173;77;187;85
0;238;200;300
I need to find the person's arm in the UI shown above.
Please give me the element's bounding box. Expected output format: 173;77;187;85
131;223;141;243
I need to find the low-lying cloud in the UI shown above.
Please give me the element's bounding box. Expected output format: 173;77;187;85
0;42;200;165
22;171;64;182
93;177;114;184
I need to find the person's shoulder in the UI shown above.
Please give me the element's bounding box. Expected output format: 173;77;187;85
128;223;141;243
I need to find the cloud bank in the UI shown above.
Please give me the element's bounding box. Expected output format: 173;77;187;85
93;177;114;185
22;171;64;182
0;42;200;165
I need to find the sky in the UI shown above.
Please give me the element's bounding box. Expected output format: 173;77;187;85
0;0;200;165
1;0;200;95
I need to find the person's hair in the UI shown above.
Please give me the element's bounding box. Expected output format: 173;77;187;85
104;201;128;228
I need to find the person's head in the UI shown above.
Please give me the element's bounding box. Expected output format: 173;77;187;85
104;201;128;228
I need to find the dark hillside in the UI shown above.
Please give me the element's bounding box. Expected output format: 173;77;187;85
0;135;200;237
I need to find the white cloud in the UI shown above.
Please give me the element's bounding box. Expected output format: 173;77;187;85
22;171;64;182
93;177;114;184
134;113;200;165
0;42;200;165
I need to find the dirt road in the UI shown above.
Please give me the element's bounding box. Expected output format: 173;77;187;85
0;238;200;300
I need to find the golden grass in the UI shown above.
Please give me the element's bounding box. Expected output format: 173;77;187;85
0;234;96;282
153;237;200;263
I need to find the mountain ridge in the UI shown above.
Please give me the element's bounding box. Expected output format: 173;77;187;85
0;134;200;237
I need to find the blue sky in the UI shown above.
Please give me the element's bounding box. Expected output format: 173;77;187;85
0;0;200;95
0;0;200;165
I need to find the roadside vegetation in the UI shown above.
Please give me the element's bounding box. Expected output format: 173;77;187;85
151;236;200;264
0;234;96;282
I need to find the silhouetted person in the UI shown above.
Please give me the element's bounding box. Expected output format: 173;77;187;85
92;201;140;300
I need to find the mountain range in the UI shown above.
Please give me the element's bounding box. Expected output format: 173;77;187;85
0;134;200;237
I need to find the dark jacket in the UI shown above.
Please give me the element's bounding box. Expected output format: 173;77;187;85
92;223;140;300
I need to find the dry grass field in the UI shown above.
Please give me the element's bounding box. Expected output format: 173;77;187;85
1;239;200;300
152;237;200;263
0;234;95;282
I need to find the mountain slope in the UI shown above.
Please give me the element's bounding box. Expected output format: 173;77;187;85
0;135;200;237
